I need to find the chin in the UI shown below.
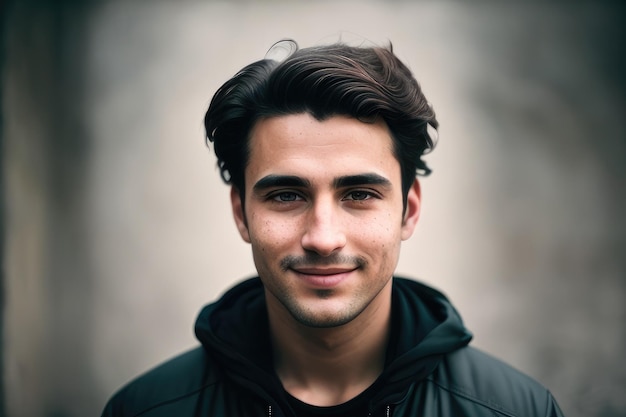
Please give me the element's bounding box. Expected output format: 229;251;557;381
287;301;364;329
293;314;355;329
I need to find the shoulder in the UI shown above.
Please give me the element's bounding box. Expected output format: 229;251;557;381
427;346;563;416
101;347;219;417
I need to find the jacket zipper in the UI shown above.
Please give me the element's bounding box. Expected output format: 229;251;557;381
268;403;391;416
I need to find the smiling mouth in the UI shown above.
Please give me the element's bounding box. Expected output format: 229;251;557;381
292;267;358;276
290;266;358;289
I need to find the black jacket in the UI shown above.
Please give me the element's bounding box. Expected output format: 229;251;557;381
102;277;564;416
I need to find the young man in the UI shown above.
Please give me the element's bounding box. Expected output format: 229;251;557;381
102;40;564;417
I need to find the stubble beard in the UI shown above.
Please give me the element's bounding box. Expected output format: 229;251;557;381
279;292;365;328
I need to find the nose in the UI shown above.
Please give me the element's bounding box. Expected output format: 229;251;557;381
300;198;347;257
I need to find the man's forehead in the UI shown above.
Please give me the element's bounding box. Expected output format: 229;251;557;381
248;114;393;154
244;113;399;185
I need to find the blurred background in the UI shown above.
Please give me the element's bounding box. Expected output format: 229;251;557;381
2;0;625;416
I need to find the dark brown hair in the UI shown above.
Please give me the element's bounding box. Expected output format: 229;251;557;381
204;40;438;207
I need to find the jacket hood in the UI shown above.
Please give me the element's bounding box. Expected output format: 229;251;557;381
194;277;472;414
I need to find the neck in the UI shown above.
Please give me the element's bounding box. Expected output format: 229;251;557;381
267;284;392;406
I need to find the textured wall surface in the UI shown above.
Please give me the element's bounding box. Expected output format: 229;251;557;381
4;1;625;416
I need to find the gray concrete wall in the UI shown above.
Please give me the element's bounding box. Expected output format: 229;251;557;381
4;1;625;416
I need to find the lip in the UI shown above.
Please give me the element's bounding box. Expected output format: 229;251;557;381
291;266;357;288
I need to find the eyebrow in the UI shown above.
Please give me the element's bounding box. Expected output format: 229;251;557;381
333;173;392;189
252;173;392;193
253;175;311;192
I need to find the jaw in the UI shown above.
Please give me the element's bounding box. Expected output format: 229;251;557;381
264;276;393;347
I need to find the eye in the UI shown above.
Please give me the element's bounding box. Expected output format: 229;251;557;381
344;190;374;201
271;191;302;202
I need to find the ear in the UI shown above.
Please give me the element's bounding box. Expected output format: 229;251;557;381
401;179;421;241
230;187;251;243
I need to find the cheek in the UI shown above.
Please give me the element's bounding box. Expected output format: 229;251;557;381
249;214;297;253
361;214;403;261
361;212;403;241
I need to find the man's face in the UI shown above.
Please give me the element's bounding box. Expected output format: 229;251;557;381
231;113;421;328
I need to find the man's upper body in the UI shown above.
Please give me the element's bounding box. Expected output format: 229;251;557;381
102;277;563;417
102;39;564;416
